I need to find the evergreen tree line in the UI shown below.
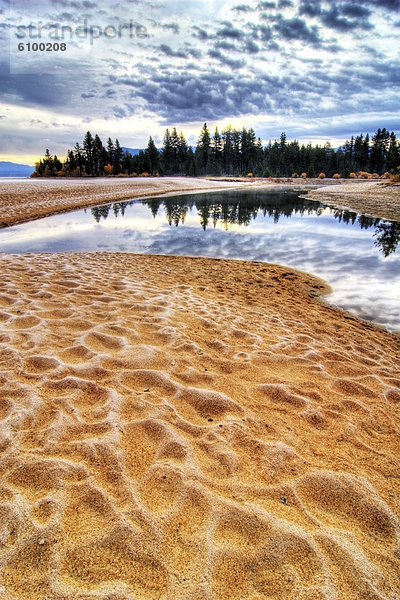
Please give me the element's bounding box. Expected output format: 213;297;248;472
33;125;400;178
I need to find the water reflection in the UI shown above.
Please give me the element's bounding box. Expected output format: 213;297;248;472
90;192;400;257
373;221;400;258
0;189;399;331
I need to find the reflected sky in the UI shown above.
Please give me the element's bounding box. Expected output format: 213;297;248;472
0;190;399;332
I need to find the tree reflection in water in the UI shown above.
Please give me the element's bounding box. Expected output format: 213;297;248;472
90;190;399;257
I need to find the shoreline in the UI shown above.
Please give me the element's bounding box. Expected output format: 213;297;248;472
0;176;257;229
0;179;399;598
1;177;399;230
0;252;399;599
300;180;400;222
1;176;399;336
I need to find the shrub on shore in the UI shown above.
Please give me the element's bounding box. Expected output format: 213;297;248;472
390;171;400;184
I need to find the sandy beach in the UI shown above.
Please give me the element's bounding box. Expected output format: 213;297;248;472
302;180;400;222
1;177;399;230
0;251;399;600
0;177;254;228
0;178;399;599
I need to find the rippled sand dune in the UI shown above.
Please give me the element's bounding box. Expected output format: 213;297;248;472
0;253;399;600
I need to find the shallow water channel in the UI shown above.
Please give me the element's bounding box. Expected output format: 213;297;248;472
1;189;399;332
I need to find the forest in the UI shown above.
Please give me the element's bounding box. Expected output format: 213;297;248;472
32;124;400;179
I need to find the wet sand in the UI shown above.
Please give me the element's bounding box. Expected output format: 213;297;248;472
302;180;400;222
3;177;400;230
0;177;255;228
0;252;399;600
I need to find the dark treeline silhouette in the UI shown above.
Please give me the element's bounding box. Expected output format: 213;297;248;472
33;125;400;178
89;191;400;256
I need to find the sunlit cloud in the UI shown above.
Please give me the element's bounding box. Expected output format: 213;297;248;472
1;0;399;162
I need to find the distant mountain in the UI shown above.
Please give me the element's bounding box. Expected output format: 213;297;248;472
122;147;141;156
0;161;34;177
122;146;196;155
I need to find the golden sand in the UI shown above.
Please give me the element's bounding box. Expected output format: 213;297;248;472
0;252;399;600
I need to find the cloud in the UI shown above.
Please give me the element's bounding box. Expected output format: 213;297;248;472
159;44;188;58
192;26;212;40
0;0;399;160
216;21;243;39
273;16;321;45
362;0;400;9
207;48;246;68
298;1;321;17
250;23;273;41
162;22;180;34
243;39;260;53
341;3;371;18
320;5;373;31
51;0;98;7
214;40;237;50
232;4;253;12
257;1;276;8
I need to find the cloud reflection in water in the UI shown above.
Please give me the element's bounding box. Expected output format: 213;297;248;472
0;190;399;331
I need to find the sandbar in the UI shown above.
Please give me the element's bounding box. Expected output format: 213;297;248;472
0;251;399;599
302;180;400;222
0;177;255;228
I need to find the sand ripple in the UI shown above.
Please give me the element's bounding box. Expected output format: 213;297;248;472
0;252;399;599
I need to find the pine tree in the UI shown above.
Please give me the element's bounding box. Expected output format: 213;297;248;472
362;133;370;172
65;149;76;175
93;134;105;176
170;127;180;173
195;123;211;174
162;129;174;175
353;134;365;172
222;126;234;174
73;142;84;175
33;125;397;181
246;127;257;173
113;139;123;174
106;137;115;164
146;136;160;174
387;132;400;172
83;131;94;175
370;128;390;174
211;127;223;174
177;132;189;174
231;129;241;174
187;146;196;176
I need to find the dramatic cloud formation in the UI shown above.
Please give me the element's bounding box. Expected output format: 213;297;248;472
0;0;399;162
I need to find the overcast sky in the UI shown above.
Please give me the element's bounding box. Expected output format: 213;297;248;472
0;0;399;163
